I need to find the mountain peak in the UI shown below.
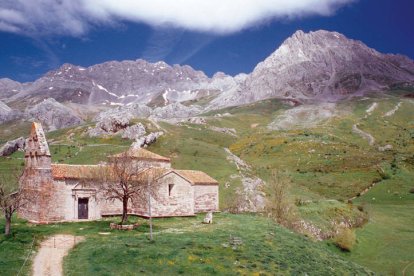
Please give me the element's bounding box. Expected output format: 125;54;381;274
239;29;414;103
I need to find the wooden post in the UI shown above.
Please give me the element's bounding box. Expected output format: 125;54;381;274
148;178;153;241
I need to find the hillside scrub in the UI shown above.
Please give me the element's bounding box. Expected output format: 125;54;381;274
265;171;298;228
334;227;356;251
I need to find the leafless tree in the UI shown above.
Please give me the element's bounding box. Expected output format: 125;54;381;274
0;169;30;235
265;170;297;227
98;151;161;225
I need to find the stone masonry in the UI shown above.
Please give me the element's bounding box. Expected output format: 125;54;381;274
19;122;219;223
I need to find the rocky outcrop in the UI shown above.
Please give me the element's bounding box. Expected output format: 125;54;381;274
121;123;146;140
132;132;164;148
25;98;83;131
0;137;25;156
224;148;265;212
268;103;343;130
151;103;202;119
0;101;20;123
96;113;131;133
88;111;147;140
94;104;152;122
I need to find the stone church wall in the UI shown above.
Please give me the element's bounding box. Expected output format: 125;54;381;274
194;185;219;213
132;173;195;217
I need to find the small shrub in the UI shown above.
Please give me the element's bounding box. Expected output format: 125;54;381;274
295;198;306;206
409;188;414;194
334;228;356;252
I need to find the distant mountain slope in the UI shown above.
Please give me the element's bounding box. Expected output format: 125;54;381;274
209;30;414;108
5;60;236;107
0;29;413;120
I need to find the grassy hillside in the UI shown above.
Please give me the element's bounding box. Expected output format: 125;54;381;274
0;214;372;275
0;93;413;274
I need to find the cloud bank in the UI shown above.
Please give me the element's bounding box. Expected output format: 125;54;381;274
0;0;353;36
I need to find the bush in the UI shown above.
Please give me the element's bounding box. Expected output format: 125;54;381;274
334;228;356;252
409;188;414;194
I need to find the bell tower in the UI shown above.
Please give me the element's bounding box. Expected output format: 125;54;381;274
25;122;51;169
19;122;55;223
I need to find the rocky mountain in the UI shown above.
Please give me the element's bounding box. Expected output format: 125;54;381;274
5;60;235;107
209;30;414;108
0;29;413;128
25;98;84;131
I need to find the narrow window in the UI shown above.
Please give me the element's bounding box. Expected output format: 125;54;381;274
168;184;174;196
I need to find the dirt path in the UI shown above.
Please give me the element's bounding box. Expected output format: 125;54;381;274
33;235;84;276
383;101;402;117
352;124;375;146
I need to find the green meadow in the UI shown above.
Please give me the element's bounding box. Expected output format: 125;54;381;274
0;92;413;274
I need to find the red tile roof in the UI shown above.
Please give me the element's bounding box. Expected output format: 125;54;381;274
173;170;219;185
52;164;102;180
110;148;170;162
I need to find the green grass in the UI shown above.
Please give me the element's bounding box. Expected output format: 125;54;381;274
337;167;414;275
0;95;413;274
0;214;373;275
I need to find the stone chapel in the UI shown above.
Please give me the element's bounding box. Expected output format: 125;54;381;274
19;122;219;223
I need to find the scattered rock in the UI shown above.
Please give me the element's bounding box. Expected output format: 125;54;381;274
210;126;237;137
378;144;393;151
214;113;232;117
132;131;164;148
224;148;265;212
187;117;206;124
0;137;25;156
151;102;202;119
94;104;152;122
109;223;139;230
268;103;342;130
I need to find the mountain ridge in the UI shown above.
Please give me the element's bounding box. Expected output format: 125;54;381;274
1;29;413;127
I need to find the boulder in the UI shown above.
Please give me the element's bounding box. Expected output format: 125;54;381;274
0;137;25;156
132;131;164;148
203;212;213;224
121;123;146;140
97;114;131;133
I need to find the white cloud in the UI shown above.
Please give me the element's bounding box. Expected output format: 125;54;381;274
0;0;354;36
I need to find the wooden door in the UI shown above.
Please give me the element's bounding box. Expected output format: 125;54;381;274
78;198;89;219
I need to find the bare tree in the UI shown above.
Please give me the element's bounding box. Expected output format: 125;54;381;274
0;170;29;235
99;151;161;225
265;170;297;227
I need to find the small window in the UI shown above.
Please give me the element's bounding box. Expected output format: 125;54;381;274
168;184;174;196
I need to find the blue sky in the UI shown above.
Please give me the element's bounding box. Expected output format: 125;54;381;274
0;0;413;82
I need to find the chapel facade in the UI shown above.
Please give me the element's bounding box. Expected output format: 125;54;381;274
19;122;219;223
